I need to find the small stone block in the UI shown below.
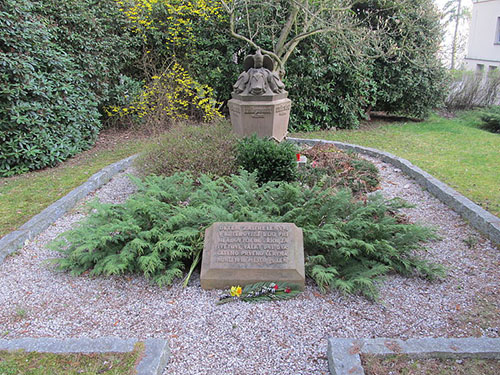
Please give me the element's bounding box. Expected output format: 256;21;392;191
200;222;305;290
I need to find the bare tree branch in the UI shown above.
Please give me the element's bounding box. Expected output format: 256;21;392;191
274;4;299;56
221;0;284;70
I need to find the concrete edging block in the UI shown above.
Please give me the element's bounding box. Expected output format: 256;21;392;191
0;154;138;264
327;337;500;375
289;138;500;245
0;337;169;375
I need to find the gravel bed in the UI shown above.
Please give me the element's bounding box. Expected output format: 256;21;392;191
0;160;499;375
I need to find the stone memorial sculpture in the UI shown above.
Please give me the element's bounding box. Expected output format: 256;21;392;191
233;49;285;96
228;49;292;141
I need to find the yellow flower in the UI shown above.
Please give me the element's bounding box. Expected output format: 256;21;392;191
230;286;242;297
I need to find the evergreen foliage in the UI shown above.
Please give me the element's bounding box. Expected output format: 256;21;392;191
0;0;100;176
0;0;141;176
285;33;377;131
236;135;298;185
51;171;443;299
353;0;447;119
479;106;500;134
112;0;446;130
35;0;142;114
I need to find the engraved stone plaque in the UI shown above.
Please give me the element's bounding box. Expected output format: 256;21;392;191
200;222;305;290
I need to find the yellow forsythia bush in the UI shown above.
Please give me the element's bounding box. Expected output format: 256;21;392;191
109;0;224;123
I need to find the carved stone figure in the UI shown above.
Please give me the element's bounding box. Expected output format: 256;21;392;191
233;49;285;96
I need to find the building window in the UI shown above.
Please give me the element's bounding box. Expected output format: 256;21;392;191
489;65;498;72
476;64;485;74
496;17;500;44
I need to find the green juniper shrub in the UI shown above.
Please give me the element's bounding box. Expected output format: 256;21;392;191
298;144;379;196
50;170;444;299
479;106;500;133
137;121;238;177
236;135;298;185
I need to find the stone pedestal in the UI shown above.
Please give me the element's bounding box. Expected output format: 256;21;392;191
228;94;291;142
200;222;305;290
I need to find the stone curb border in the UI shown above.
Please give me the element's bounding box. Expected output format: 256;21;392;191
289;138;500;245
0;154;138;264
327;337;500;375
0;337;169;375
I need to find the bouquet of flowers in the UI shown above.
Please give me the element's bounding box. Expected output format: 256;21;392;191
217;281;301;305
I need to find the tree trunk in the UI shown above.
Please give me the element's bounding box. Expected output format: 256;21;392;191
450;0;462;70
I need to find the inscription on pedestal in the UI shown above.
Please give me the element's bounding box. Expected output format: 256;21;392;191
275;103;291;114
243;106;273;119
200;222;305;290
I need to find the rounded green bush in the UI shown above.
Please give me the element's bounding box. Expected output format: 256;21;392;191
236;135;298;185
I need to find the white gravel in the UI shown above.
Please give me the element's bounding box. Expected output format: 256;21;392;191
0;160;498;375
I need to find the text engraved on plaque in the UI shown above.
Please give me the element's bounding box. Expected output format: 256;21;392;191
214;223;290;265
275;103;291;114
244;106;273;118
229;103;241;114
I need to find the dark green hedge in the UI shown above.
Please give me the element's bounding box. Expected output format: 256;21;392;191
0;0;141;176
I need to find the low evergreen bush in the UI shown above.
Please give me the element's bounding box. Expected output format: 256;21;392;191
479;106;500;133
137;121;238;177
299;144;379;196
50;171;443;299
236;136;298;185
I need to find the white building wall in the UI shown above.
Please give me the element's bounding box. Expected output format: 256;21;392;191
465;0;500;71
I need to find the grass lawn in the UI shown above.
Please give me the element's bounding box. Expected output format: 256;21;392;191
1;111;498;239
0;128;158;238
361;354;500;375
0;342;144;375
293;111;500;217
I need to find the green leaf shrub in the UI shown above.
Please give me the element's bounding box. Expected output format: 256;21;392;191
0;0;141;176
236;135;298;184
285;33;376;131
128;0;445;130
479;106;500;133
353;0;447;119
137;121;239;177
35;0;143;115
0;0;101;176
51;171;443;299
299;144;379;196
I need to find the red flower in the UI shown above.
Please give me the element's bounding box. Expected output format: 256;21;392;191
285;288;291;293
274;284;279;290
296;153;301;161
